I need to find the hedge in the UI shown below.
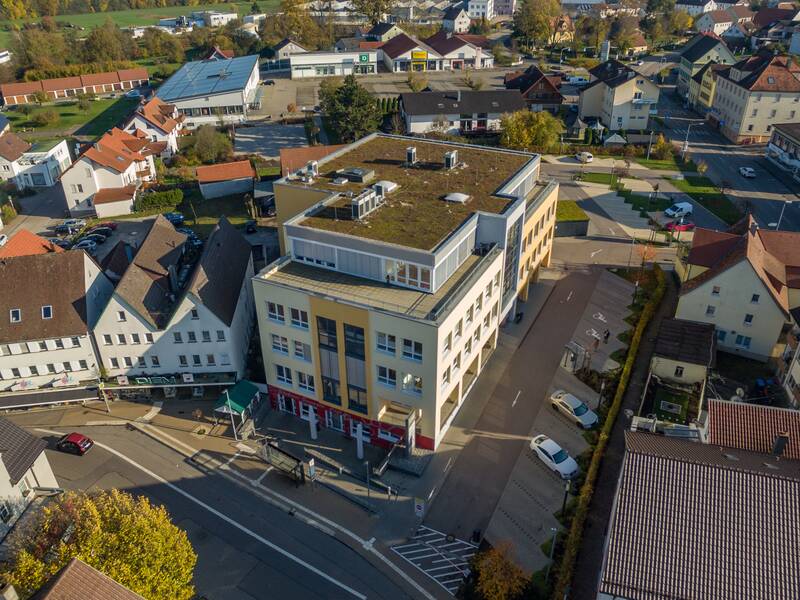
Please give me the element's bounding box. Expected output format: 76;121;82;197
134;188;183;213
551;266;666;600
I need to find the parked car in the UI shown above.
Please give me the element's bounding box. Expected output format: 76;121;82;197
0;234;7;247
125;89;142;98
72;239;97;253
97;221;118;230
81;233;107;245
52;238;72;249
635;59;645;66
665;218;695;232
176;227;194;237
530;434;579;479
739;166;756;178
62;218;86;229
54;224;77;235
262;79;276;86
163;212;185;226
56;432;94;455
550;390;599;429
88;226;113;238
575;151;593;164
664;201;693;218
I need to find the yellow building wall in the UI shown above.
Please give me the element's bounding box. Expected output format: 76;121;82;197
650;356;708;385
517;183;558;301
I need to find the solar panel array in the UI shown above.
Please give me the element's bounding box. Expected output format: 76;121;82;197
156;55;258;102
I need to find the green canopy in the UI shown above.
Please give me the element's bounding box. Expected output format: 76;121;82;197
215;380;259;416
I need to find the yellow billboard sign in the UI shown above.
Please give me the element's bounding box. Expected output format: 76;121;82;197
411;51;428;60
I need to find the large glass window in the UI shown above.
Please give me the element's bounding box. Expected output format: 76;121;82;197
402;339;423;361
344;324;365;359
321;376;341;405
317;317;337;350
377;332;396;354
348;385;368;414
378;366;396;387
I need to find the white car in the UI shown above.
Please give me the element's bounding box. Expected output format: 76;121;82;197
62;218;86;229
550;390;599;429
575;151;593;164
739;166;756;178
664;201;693;218
531;434;579;480
0;234;7;247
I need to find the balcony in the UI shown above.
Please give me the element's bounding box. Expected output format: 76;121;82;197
632;98;658;106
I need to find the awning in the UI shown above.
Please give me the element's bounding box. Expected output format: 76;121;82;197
215;380;259;415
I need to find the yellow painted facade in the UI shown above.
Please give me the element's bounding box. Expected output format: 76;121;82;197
517;184;558;301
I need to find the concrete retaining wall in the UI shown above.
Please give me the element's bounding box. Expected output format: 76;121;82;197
555;219;589;237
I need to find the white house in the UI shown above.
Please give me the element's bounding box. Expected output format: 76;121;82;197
0;251;113;393
424;31;494;69
273;38;308;60
443;5;471;33
244;13;266;25
192;10;239;27
696;6;753;35
0;134;71;190
0;50;11;64
467;0;494;20
380;33;444;72
196;160;256;199
0;417;59;541
399;90;525;134
60;128;161;216
123;97;185;157
675;0;718;16
94;216;255;381
289;50;379;78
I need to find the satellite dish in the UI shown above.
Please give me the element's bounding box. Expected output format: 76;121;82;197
624;409;634;419
735;387;745;398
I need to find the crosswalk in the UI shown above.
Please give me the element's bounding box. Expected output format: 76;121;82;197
391;526;478;595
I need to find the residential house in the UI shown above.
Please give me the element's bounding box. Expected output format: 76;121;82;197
650;318;716;384
443;4;471;33
675;0;718;16
0;251;113;392
688;61;729;113
0;417;59;541
123;97;185;157
196;159;256;199
364;23;405;42
423;31;493;70
696;6;753;36
712;53;800;143
707;398;800;454
548;14;575;45
749;8;800;48
494;0;515;16
0;68;149;106
578;60;660;130
675;216;800;360
60;127;161;216
765;122;800;180
627;31;649;56
21;558;145;600
399;90;525;134
677;33;736;96
273;38;308;59
467;0;494;20
504;65;564;112
94;216;255;382
0;230;63;258
0;134;71;190
598;432;800;600
206;46;234;60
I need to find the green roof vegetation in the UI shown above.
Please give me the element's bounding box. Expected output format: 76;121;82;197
556;200;588;222
297;136;534;251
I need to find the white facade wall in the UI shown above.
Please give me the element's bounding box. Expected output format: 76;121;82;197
0;140;71;190
61;153;152;216
0;452;58;540
172;63;259;127
676;0;717;15
404;112;505;134
95;197;135;218
289;51;379;79
443;12;471;33
276;41;308;59
199;177;254;199
467;0;494;19
124;114;180;155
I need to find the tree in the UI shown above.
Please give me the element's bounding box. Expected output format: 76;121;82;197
319;74;381;142
251;0;261;12
575;12;610;51
609;17;638;55
651;133;673;160
31;90;48;105
32;108;58;126
466;543;527;600
500;110;564;152
513;0;560;49
192;124;233;163
407;71;427;92
350;0;392;25
0;490;196;600
646;0;674;14
669;10;693;33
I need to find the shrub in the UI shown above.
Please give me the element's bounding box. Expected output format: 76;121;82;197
32;109;58;127
1;201;16;224
134;188;183;213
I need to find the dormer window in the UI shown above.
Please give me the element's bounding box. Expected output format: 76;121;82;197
9;309;20;323
41;305;53;320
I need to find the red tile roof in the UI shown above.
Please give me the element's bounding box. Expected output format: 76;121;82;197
708;399;800;459
358;41;384;50
753;6;796;27
424;31;475;56
0;69;148;100
80;71;121;86
93;185;137;205
81;128;148;173
41;76;82;92
280;144;347;176
116;67;149;81
0;80;43;97
685;228;740;267
196;159;255;183
30;557;144;600
134;96;181;134
0;229;64;258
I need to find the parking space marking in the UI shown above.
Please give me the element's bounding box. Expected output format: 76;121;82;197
512;390;521;407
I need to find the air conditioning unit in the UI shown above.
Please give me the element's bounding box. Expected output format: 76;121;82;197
373;180;398;197
407;146;417;165
307;160;319;176
444;150;458;170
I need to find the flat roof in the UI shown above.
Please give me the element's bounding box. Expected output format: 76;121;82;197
156;55;258;102
289;136;535;251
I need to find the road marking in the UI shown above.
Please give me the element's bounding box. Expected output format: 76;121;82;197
224;452;241;467
362;537;375;550
566;291;573;302
34;428;367;600
590;249;603;258
512;390;522;408
252;467;273;485
427;487;436;500
136;401;163;423
444;457;453;472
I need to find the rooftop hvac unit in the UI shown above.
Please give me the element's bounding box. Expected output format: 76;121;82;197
373;180;399;197
337;167;375;183
307;160;319;176
351;188;383;220
407;146;417;165
444;150;458;170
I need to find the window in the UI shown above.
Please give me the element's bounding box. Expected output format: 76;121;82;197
442;366;451;387
0;502;12;523
344;324;365;359
174;332;183;343
473;325;481;344
466;306;474;325
151;356;160;367
216;330;226;342
190;308;199;320
192;354;202;366
321;376;341;404
298;372;315;392
464;337;472;356
78;360;88;370
712;285;721;295
402;339;423;361
116;311;126;322
347;385;368;414
110;358;120;368
706;305;716;316
103;334;113;345
751;294;760;304
131;333;141;344
187;331;197;344
206;354;216;366
483;312;490;329
179;355;188;367
294;341;311;361
137;357;146;367
378;366;396;387
268;302;285;323
41;305;52;319
38;341;46;351
29;365;39;376
402;373;423;395
377;332;396;354
674;366;684;378
744;313;754;326
475;295;483;312
717;330;727;342
9;309;20;323
291;308;309;329
443;332;452;353
317;317;337;350
453;352;461;372
117;334;126;345
276;364;293;384
54;338;64;349
454;319;463;340
202;331;211;342
124;357;133;367
46;363;55;373
145;333;154;344
272;334;289;354
735;335;751;349
11;367;20;377
485;282;492;300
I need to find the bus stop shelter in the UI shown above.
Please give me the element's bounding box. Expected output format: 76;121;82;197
214;380;260;438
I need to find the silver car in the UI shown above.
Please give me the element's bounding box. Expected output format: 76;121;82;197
550;390;599;429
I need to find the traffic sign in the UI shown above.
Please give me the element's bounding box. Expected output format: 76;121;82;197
414;498;425;517
308;458;316;480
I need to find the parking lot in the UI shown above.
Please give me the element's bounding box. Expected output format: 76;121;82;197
234;123;308;159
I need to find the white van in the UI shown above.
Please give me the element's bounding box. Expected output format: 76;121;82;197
664;202;693;218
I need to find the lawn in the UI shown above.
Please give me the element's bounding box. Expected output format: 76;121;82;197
669;175;742;225
578;172;615;185
556;200;588;222
5;96;139;137
654;385;693;423
180;189;250;237
636;156;698;172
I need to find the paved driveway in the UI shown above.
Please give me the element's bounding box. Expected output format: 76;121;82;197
234;124;308;159
3;186;66;237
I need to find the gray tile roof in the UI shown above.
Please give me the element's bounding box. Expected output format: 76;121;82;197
31;558;144;600
0;417;47;485
400;90;525;116
599;432;800;600
653;318;716;366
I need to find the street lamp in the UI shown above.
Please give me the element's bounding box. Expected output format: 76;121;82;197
559;47;569;64
776;200;792;230
682;121;703;160
561;480;571;515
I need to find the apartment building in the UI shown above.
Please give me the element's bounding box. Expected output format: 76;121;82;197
712;53;800;143
0;133;71;190
695;5;753;36
677;33;735;97
123;97;185;157
578;60;660;131
60;127;161;216
94;216;255;382
765;121;800;180
254;134;558;451
399;90;525;134
688;62;729;114
467;0;494;20
0;251;113;392
494;0;515;16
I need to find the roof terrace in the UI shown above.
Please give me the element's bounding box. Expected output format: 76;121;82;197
286;135;536;251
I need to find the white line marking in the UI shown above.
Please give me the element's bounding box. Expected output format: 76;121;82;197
512;390;522;407
393;542;424;551
407;552;439;560
34;428;367;600
566;291;574;302
253;467;273;485
444;457;453;472
427;565;462;573
137;401;163;423
403;547;437;556
427;487;436;500
224;452;241;467
590;249;603;258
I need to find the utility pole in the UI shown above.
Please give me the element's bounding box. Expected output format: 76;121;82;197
365;460;371;502
777;200;792;230
226;390;238;441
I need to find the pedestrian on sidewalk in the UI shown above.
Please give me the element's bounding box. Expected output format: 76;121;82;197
603;329;610;343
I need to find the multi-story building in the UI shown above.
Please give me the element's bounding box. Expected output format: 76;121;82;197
579;60;660;131
399;90;525;134
253;134;558;450
0;134;71;190
695;5;753;36
467;0;494;20
766;121;800;180
505;65;564;112
712;52;800;143
0;251;113;392
677;33;736;97
60;127;161;216
494;0;515;16
123;97;185;157
675;0;718;16
688;61;729;114
94;216;255;382
443;4;471;33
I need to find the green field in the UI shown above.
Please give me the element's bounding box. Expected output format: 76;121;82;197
556;200;588;222
6;96;139;137
669;175;742;225
0;0;279;47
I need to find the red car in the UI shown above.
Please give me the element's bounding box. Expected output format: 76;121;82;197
56;432;94;455
666;219;695;232
97;222;118;230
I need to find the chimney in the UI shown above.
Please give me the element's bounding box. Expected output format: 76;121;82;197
773;432;789;457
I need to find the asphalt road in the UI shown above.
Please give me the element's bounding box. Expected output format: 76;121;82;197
34;426;414;600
